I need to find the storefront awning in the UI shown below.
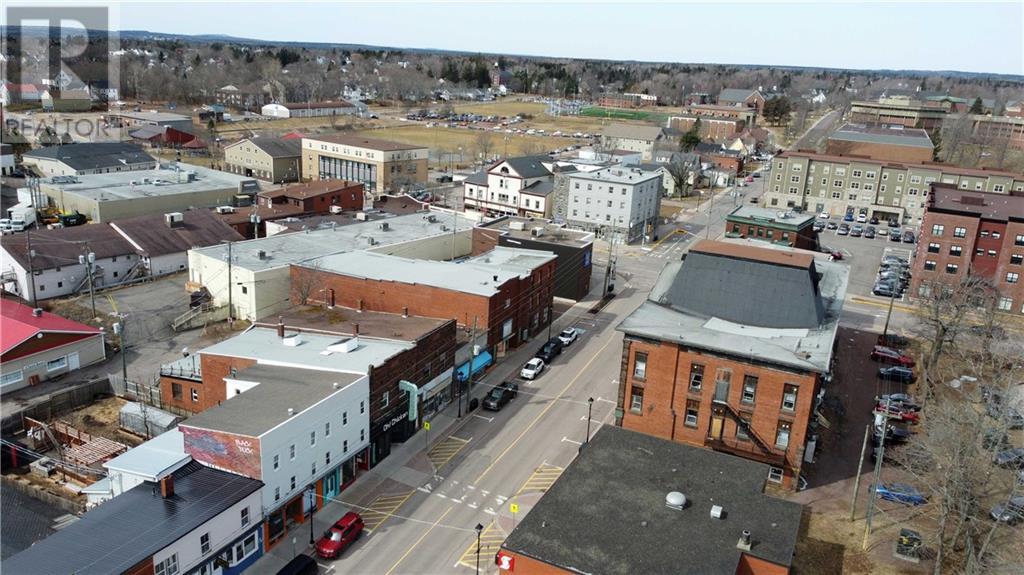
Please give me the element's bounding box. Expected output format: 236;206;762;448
456;351;493;381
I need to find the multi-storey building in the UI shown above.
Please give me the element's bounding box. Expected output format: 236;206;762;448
462;156;555;218
765;150;1024;225
825;122;934;163
667;114;744;141
910;183;1024;315
717;88;766;113
566;167;662;243
725;206;818;250
597;92;658;108
849;97;948;130
301;135;428;196
968;114;1024;151
615;240;848;489
224;137;302;183
599;124;667;161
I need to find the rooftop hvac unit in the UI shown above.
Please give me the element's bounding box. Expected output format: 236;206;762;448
531;227;545;237
164;212;184;227
257;250;267;260
426;214;437;223
367;236;376;246
379;222;389;231
326;337;359;354
509;220;526;231
282;334;303;347
355;212;368;221
330;205;344;214
215;205;235;214
710;505;724;519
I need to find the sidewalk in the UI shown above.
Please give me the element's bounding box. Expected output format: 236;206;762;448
250;291;609;573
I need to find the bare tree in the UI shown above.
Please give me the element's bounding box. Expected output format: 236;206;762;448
475;131;495;164
292;259;324;305
665;154;697;198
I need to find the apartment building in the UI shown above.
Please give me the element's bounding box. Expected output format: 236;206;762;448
566;167;662;243
764;150;1024;225
849;97;948;130
725;206;818;250
826;122;934;163
615;240;848;489
910;183;1024;315
597;92;658;108
301;135;428;195
462;156;555;218
667;114;744;141
224;137;302;183
599;124;667;161
968;114;1024;151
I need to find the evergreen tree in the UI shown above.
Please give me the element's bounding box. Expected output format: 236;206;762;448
969;97;984;114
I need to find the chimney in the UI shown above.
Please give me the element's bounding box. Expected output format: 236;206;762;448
357;299;364;313
737;530;752;551
159;475;174;498
353;323;359;335
277;317;285;338
402;306;408;318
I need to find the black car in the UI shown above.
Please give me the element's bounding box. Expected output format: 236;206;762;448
870;217;880;225
879;365;915;383
872;424;913;445
536;338;564;363
888;219;900;228
864;227;876;239
482;381;519;411
889;229;902;242
902;230;916;244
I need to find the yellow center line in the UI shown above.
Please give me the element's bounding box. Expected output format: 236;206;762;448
383;506;454;575
474;333;618;485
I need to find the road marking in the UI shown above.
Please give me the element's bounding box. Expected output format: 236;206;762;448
383;506;453;575
435;493;447;499
428;435;470;469
417;486;431;493
561;436;582;445
361;491;416;533
468;503;478;509
472;413;494;422
596;397;616;404
473;333;618;484
484;508;497;515
516;463;565;495
456;521;506;570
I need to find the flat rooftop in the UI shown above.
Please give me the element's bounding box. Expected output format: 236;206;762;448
303;133;428;151
829;122;934;148
928;183;1024;222
110;110;191;123
618;238;848;374
256;306;450;342
477;216;594;248
198;325;413;374
776;150;1024;179
191;210;477;272
568;166;661;185
264;200;430;233
501;425;802;575
102;429;188;480
42;163;254;201
726;206;817;229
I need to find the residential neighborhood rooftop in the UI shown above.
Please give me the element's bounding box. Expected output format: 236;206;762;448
1;300;102;355
500;425;802;575
569;166;662;184
725;206;817;229
1;223;134;271
101;429;189;481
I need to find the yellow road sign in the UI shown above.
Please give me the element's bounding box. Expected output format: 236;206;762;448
423;421;431;431
509;503;519;514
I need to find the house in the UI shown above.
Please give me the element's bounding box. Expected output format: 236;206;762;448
725;206;819;250
3;461;265;575
615;240;848;489
910;183;1024;314
261;101;357;119
216;83;272;110
497;425;803;575
301;135;429;196
565;166;662;243
463;156;556;218
289;247;557;353
85;428;190;507
22;143;157;177
178;365;368;551
473;216;594;301
717;88;766;112
224;137;302;183
0;300;106;392
599;124;667;161
826;122;934;163
694;142;745;175
109;209;244;277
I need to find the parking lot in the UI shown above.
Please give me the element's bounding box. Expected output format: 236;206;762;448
817;222;915;299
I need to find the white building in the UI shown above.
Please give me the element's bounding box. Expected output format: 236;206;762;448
262;101;358;119
599;124;668;161
566;167;663;243
1;143;15;176
463;156;556;218
21;142;157;178
84;429;190;508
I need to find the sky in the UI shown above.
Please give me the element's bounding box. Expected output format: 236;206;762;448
10;1;1024;75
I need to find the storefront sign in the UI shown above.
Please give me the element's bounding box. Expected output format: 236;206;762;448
380;412;408;434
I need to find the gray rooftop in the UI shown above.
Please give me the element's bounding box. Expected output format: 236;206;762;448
726;205;817;229
618;239;848;374
718;88;759;103
464;170;489;185
103;429;189;480
477;216;593;247
521;180;555;196
24;142;156;172
601;123;665;142
42;163;254;201
501;425;802;575
568;166;662;185
180;364;364;437
302;247;556;297
829;122;934;149
110;110;191;123
246;137;302;158
191;210;477;272
499;156;553;179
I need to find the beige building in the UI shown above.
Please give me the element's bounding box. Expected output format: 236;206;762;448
224;138;301;183
599;124;667;161
764;150;1024;225
301;135;428;196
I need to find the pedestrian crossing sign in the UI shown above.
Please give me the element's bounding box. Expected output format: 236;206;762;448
510;503;519;514
424;421;431;431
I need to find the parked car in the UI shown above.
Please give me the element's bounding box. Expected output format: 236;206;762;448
993;447;1024;469
881;254;908;265
877;333;910;348
873;424;913;445
873;281;901;297
521;358;545;380
889;229;903;242
990;496;1024;525
850;225;863;237
812;221;826;232
837;224;850;235
315;513;364;559
482;381;519;411
856;213;868;223
879;366;915;383
888;219;900;228
843;213;855;222
902;230;916;244
864;227;876;239
818;211;830;219
826;221;838;230
877;393;920;411
875;402;920;423
871;346;916;367
536;338;564;362
872;482;927;506
870;217;880;225
558;327;579;346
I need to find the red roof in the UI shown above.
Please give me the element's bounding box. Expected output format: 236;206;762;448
182;138;208;149
1;300;101;356
280;131;306;140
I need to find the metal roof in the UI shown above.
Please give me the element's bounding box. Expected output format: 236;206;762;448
1;461;262;575
103;429;189;481
499;156;553;179
718;88;760;103
24;143;156;172
239;137;302;158
109;209;244;257
41;163;254;202
501;425;802;574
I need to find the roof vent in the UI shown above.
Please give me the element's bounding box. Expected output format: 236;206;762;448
737;530;752;551
287;408;295;417
426;214;437;223
257;250;266;260
326;337;359;354
356;211;368;221
282;334;302;347
32;308;43;317
710;505;725;519
379;222;390;231
665;491;687;511
367;236;376;246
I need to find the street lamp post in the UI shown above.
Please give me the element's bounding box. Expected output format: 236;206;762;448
308;484;316;546
475;523;484;575
585;397;595;443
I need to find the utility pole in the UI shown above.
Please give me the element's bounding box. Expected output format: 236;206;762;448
862;397;891;549
80;251;96;318
881;278;898;337
226;241;234;324
465;317;478;412
26;231;38;307
849;424;871;521
114;320;128;385
705;188;716;240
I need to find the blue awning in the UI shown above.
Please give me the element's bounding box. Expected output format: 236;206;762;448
456;351;493;381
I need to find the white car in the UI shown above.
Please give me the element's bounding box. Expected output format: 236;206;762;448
818;212;830;219
558;327;579;346
856;214;868;223
520;358;545;380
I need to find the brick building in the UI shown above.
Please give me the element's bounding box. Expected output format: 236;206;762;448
301;134;428;196
910;183;1024;315
825;122;934;163
615;240;848;489
497;426;802;575
718;88;767;113
159;310;457;465
289;247;556;354
667;115;745;141
725;206;818;250
849;97;948;130
597;92;658;108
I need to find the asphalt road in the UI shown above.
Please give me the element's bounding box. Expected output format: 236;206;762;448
789;109;841;152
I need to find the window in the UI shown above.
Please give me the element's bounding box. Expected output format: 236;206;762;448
790;175;800;183
782;385;798;411
949;245;962;256
325;422;331;438
832;179;842;187
46;356;67;372
946;264;959;274
852;170;862;178
201;533;211;554
908;187;919;196
343;411;348;425
849;181;860;189
998;297;1012;311
630;386;644;413
994;184;1005;193
741;375;758;403
954;227;967;238
290;476;296;490
775;422;791;449
172;383;183;400
274;487;281;501
289;444;295;460
1;369;24;387
992;231;1001;239
789;187;798;195
1017;235;1024;246
310;431;316;446
311;461;316;475
1007;272;1020;284
633;352;647;379
924;260;937;271
689;363;705;389
866;171;876;179
155;554;179;575
847;193;857;201
910;175;921;184
831;191;841;199
344;440;349;453
927;242;940;253
360;400;365;414
360;428;366;442
684;400;699;428
191;388;198;402
932;224;945;236
326;451;331;466
1011;254;1023;265
767;467;784;484
382;391;390;408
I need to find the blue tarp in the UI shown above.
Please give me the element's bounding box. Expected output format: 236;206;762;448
456;350;493;381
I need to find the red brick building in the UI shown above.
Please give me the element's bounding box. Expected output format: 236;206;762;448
668;115;745;141
725;206;819;250
217;179;364;237
615;240;848;489
910;183;1024;314
826;122;935;163
289;247;557;353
